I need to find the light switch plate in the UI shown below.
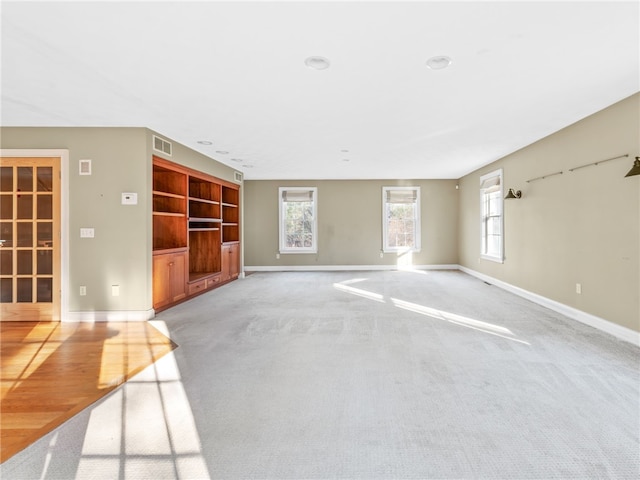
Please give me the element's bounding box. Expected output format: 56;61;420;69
121;192;138;205
80;228;95;238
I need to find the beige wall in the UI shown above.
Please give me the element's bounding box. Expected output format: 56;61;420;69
458;93;640;332
0;127;241;316
244;179;459;267
1;127;150;313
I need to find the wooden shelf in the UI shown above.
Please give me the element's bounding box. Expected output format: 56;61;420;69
154;190;186;199
189;217;221;222
189;197;219;205
154;211;185;218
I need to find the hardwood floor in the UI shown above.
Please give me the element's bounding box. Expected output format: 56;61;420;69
0;321;177;463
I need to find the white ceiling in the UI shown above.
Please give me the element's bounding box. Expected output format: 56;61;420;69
1;1;638;180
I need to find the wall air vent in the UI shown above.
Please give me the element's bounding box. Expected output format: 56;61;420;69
234;171;243;183
153;135;172;156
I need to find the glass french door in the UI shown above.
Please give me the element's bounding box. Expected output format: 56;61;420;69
0;157;61;321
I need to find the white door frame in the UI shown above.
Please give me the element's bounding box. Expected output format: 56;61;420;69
1;149;69;321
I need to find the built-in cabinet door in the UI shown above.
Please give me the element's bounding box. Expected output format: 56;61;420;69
221;243;240;282
153;251;187;310
228;243;239;279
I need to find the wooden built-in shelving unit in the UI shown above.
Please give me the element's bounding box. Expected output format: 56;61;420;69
152;156;240;311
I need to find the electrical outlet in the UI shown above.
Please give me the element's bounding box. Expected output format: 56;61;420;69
80;228;94;238
112;285;120;296
79;286;86;296
576;283;582;294
276;253;280;259
380;252;384;258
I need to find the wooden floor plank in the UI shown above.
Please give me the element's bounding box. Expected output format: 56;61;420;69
0;321;177;463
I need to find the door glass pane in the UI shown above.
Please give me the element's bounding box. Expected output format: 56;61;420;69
17;194;33;219
17;167;34;192
0;250;12;275
38;222;53;247
17;278;32;302
37;250;52;275
0;195;12;219
37;278;52;302
0;278;12;302
37;167;53;192
17;223;33;247
0;222;13;247
37;195;52;219
17;250;32;275
0;167;13;192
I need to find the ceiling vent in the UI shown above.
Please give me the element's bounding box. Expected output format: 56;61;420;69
234;171;243;183
153;135;172;156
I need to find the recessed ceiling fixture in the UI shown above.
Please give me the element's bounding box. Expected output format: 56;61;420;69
231;158;243;163
216;150;229;155
341;149;349;153
197;140;212;145
426;56;452;70
305;56;330;70
342;159;350;162
242;164;254;168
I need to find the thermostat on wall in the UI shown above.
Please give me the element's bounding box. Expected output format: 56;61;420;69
121;192;138;205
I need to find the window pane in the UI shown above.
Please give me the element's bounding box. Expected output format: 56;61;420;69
17;250;32;275
37;195;53;219
0;195;12;219
487;235;501;257
37;278;53;303
0;278;12;302
0;251;12;275
487;216;501;235
0;222;13;247
17;278;32;302
284;200;314;248
17;195;33;219
387;203;416;248
37;250;53;275
17;223;33;247
38;222;53;247
17;167;34;192
0;167;13;192
37;167;53;192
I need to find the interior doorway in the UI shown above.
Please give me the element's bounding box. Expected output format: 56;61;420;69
0;156;61;321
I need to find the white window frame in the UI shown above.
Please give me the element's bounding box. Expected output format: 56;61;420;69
278;187;318;254
382;186;421;253
479;169;504;263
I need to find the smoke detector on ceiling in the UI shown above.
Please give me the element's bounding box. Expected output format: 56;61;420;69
305;56;331;70
426;56;452;70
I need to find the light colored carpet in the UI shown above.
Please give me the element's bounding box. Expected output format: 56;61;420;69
1;270;639;479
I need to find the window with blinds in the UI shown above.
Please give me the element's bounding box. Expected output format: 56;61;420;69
479;169;503;262
278;187;318;253
382;186;421;252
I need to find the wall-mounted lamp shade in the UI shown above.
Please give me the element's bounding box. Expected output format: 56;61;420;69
504;188;522;199
625;157;640;177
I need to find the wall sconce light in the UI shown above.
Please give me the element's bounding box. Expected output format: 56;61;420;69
625;157;640;177
504;188;522;199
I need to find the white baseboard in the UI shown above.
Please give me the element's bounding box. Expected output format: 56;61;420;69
244;264;459;272
63;309;155;322
459;266;640;347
